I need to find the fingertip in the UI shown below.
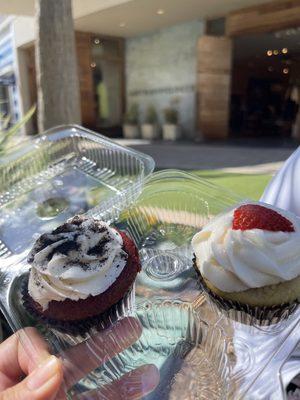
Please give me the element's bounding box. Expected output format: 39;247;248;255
28;355;64;399
18;327;52;372
135;364;160;393
1;356;64;400
144;363;160;381
55;356;64;382
118;364;160;399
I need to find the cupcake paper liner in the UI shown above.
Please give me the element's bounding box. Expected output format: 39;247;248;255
193;256;299;326
21;276;135;335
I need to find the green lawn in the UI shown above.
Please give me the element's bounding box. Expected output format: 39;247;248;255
193;171;272;201
119;170;273;226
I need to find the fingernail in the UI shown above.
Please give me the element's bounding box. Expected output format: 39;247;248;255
141;365;160;394
27;355;59;391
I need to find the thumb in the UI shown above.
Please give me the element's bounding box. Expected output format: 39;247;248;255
0;355;63;400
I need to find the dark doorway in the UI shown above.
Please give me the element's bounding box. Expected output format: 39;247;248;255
230;28;300;141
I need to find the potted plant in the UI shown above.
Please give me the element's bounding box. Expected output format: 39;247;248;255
141;105;159;140
123;104;139;139
163;107;180;140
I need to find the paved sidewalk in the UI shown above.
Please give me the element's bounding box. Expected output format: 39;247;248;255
220;161;284;175
116;140;295;171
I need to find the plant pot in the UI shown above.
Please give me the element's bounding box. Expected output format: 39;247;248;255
141;124;159;140
163;124;180;141
123;124;139;139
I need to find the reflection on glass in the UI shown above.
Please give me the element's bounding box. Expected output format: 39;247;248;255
91;37;123;128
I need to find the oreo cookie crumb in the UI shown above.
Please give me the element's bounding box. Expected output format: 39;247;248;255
79;262;90;271
71;215;86;226
87;238;109;256
52;223;74;234
46;240;79;261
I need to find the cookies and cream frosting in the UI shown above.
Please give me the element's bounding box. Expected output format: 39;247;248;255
28;216;127;310
192;202;300;293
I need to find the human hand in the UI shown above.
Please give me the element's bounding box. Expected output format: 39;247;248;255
0;318;159;400
0;326;62;400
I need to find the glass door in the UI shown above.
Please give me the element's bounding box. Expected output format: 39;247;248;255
90;36;124;129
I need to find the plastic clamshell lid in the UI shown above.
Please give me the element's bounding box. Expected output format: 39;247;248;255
0;124;154;261
0;123;154;326
0;151;299;398
111;170;300;400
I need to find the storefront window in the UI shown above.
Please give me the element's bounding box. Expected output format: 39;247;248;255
0;75;18;128
90;36;124;128
0;85;9;116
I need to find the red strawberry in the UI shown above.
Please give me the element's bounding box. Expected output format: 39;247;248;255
232;204;294;232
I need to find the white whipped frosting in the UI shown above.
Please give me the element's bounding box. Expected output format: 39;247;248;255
192;202;300;292
28;216;127;310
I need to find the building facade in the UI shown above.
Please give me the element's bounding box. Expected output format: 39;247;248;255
1;0;300;140
0;14;207;138
126;20;204;138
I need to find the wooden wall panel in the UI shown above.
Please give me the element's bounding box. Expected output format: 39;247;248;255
226;0;300;36
75;31;96;127
197;36;232;140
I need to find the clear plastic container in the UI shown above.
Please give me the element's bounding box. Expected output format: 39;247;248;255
110;170;300;399
0;139;299;399
0;124;154;258
0;124;153;397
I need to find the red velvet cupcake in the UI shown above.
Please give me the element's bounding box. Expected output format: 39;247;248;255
23;215;141;332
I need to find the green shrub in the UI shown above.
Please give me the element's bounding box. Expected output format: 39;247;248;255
124;103;139;125
144;105;158;124
0;105;36;156
164;107;178;124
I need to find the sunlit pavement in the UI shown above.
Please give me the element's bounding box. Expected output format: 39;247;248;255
116;139;296;171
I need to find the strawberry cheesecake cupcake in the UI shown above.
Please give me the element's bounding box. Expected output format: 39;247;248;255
192;202;300;323
23;215;141;333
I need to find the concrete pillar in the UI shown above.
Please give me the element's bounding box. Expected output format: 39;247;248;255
35;0;81;132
